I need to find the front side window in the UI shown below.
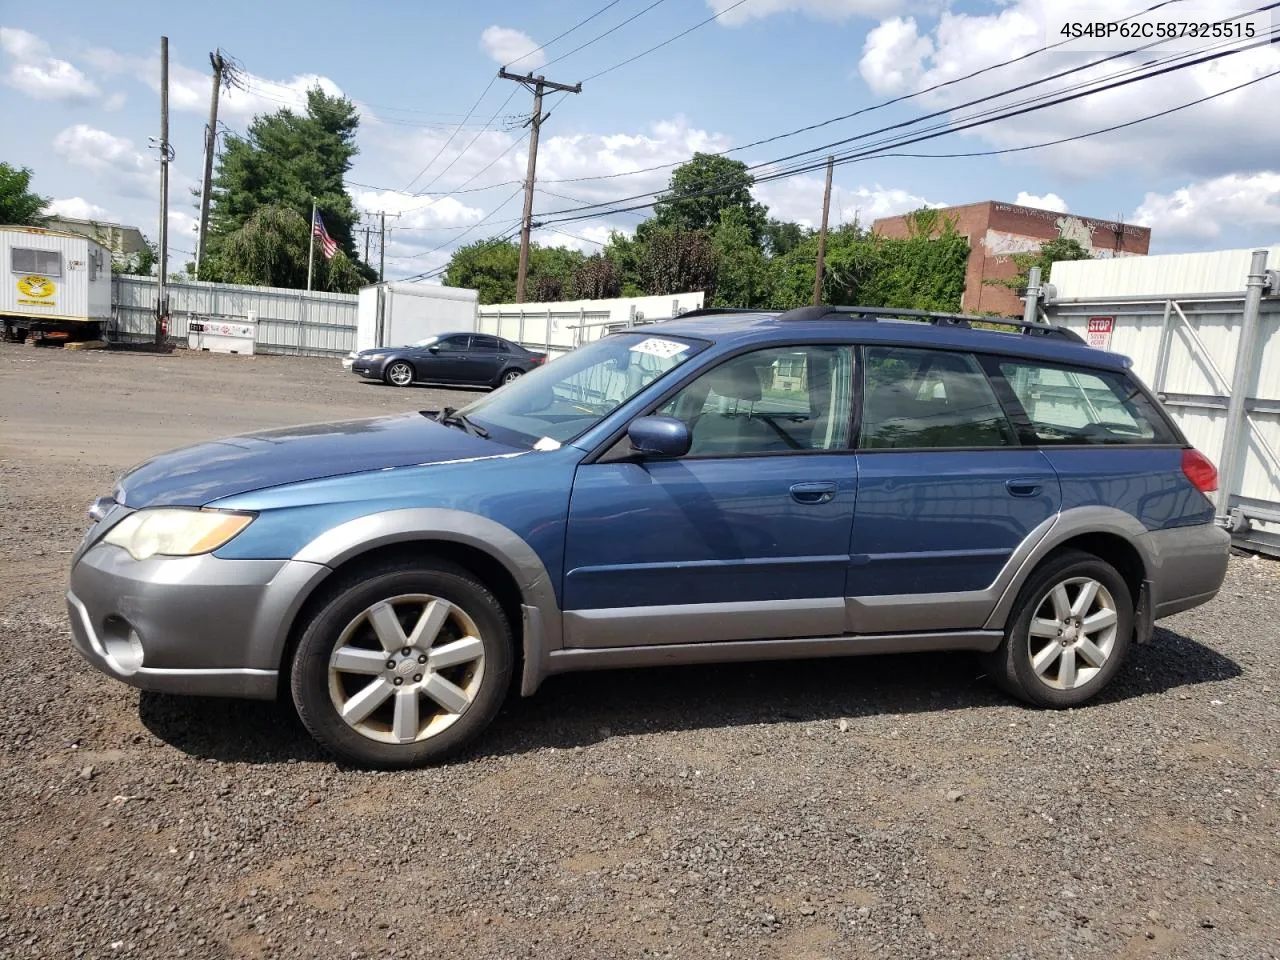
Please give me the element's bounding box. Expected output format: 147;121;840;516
434;335;470;352
997;361;1170;444
11;248;62;277
860;346;1016;449
656;345;855;455
459;332;707;446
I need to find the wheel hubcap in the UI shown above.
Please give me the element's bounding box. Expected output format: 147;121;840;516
389;364;411;385
504;371;521;382
327;594;485;744
1026;576;1118;690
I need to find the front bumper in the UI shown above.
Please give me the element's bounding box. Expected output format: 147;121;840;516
349;359;385;380
67;544;328;699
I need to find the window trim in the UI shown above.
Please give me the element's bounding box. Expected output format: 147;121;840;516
469;335;502;353
11;247;64;278
984;355;1182;447
585;340;860;464
853;344;1022;453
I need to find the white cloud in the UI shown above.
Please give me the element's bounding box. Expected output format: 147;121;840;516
52;124;155;199
103;91;126;111
1132;172;1280;241
1015;191;1068;212
1;26;99;100
708;0;903;25
533;223;615;253
855;0;1280;180
352;189;485;230
756;174;945;226
480;26;545;69
46;197;113;221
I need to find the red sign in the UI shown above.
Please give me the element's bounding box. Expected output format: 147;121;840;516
1086;316;1114;349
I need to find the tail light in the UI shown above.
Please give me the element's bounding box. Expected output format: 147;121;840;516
1181;448;1218;494
530;354;546;366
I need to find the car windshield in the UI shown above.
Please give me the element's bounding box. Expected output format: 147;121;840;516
458;331;707;447
411;336;440;347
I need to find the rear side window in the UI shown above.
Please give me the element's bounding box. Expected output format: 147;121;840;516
471;336;501;353
11;248;62;277
996;361;1172;445
859;346;1016;449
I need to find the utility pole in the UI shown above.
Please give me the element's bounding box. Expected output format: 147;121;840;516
379;211;387;282
156;36;170;345
811;155;834;306
195;50;225;277
362;225;370;265
498;68;581;303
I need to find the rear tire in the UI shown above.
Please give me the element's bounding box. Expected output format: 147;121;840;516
384;361;415;387
983;548;1133;708
290;558;513;768
494;367;524;388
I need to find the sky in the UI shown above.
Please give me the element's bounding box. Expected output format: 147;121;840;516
2;0;1278;282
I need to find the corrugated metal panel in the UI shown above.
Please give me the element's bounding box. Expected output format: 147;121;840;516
1050;245;1280;298
0;229;109;322
112;275;358;356
477;292;704;356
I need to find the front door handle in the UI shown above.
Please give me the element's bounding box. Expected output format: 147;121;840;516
790;481;837;504
1005;478;1044;498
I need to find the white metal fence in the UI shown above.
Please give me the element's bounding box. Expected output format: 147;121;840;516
477;293;705;357
1046;248;1280;555
112;275;359;357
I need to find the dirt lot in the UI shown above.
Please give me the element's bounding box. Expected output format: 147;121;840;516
1;342;1278;960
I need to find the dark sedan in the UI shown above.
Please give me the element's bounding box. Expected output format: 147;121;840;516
347;333;547;389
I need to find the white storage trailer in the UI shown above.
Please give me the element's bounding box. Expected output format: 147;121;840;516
352;282;478;355
1;225;112;342
1043;246;1280;555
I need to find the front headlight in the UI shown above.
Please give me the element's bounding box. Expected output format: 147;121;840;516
102;509;254;561
365;353;386;362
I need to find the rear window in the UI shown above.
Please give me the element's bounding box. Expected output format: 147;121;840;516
997;361;1173;445
11;248;62;277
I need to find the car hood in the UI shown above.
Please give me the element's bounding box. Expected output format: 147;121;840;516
114;413;515;508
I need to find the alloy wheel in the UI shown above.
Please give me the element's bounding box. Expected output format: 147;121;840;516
327;594;486;743
503;369;522;383
1025;576;1119;690
387;362;413;386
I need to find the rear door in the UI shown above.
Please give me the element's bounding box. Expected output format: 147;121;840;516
464;335;506;383
847;345;1061;632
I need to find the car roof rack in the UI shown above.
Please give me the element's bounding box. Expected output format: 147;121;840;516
672;307;771;320
776;305;1084;343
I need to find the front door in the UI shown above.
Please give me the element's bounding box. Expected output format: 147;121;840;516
847;345;1062;632
413;333;472;382
563;344;858;648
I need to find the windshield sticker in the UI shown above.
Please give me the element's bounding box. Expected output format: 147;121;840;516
629;337;689;359
533;436;562;452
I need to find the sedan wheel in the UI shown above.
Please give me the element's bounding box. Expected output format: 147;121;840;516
385;361;414;387
291;559;512;768
502;369;523;384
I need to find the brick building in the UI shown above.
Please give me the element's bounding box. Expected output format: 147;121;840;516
872;201;1151;316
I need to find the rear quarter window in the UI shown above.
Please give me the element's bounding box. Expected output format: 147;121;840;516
996;360;1175;445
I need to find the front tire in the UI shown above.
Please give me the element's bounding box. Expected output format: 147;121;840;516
384;361;415;387
983;548;1133;708
290;559;513;768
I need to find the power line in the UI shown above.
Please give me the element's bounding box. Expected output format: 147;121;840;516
401;74;499;192
540;0;672;70
581;0;753;82
539;0;1221;185
400;185;525;262
537;26;1277;225
410;87;519;197
504;0;631;69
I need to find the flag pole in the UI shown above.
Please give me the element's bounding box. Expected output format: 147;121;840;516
306;198;316;292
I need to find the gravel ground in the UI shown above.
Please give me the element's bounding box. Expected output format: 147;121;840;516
1;342;1278;960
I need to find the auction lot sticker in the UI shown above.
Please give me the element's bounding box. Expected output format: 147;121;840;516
629;337;689;359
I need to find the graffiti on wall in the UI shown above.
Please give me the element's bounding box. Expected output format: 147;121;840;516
982;215;1142;263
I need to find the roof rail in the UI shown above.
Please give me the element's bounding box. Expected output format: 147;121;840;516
673;307;773;321
776;305;1084;343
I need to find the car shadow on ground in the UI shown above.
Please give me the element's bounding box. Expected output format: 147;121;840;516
138;626;1242;766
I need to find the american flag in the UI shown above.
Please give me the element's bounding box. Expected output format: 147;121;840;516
312;210;338;260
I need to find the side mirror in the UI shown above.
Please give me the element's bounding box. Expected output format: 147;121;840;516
428;344;440;353
628;416;691;458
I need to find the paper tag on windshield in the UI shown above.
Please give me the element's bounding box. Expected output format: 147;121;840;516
533;436;561;451
629;337;688;359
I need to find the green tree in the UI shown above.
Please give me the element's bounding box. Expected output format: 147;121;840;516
569;254;622;300
762;218;806;257
653;153;767;245
712;208;769;308
986;236;1090;295
203;88;374;285
213;203;362;292
113;241;157;276
603;231;645;296
442;238;520;304
640;227;718;298
0;163;49;225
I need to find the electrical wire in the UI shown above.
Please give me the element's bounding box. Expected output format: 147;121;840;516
540;0;672;70
410;88;519;198
401;74;499;192
581;0;753;82
504;0;631;68
400;186;525;262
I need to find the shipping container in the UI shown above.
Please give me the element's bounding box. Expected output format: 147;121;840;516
354;282;478;354
1;225;112;341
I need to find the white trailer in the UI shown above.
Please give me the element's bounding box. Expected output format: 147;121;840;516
353;282;478;354
1042;246;1280;555
1;225;112;342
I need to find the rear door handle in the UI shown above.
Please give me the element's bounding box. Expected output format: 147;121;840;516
1005;478;1044;498
790;481;837;504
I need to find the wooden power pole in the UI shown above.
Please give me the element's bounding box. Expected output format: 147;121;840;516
156;36;170;344
195;50;225;277
812;155;834;306
498;68;581;303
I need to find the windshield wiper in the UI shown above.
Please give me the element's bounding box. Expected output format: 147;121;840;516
435;406;489;438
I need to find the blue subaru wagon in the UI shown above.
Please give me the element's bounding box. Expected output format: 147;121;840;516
68;306;1230;767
